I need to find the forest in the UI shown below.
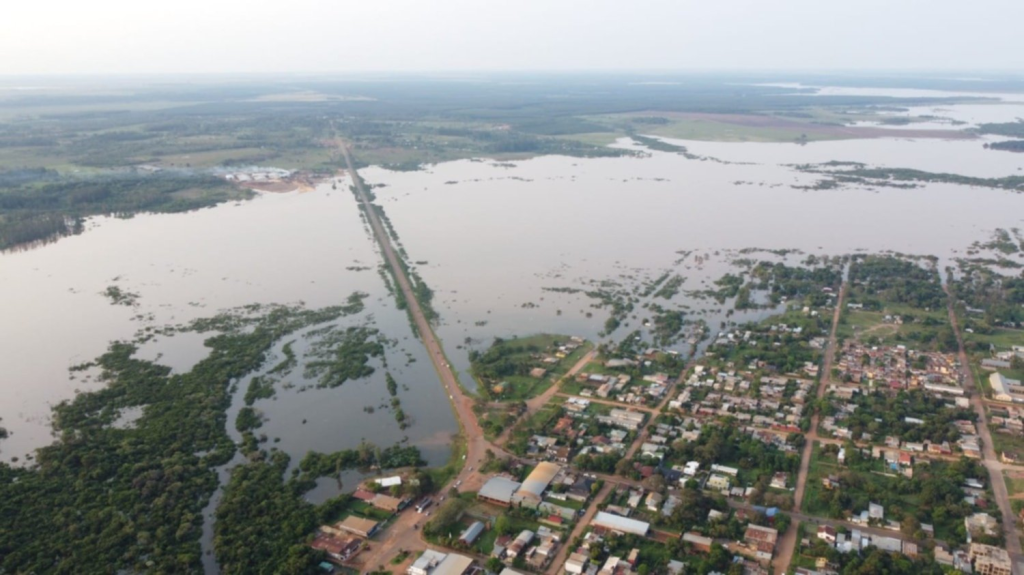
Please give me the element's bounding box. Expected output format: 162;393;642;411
0;170;248;249
953;261;1024;328
0;75;986;250
216;443;427;575
848;255;945;310
0;300;373;574
747;260;844;306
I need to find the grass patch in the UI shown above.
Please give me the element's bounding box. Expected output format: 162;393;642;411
1004;470;1024;497
470;334;590;401
992;432;1024;463
964;327;1024;350
427;432;467;488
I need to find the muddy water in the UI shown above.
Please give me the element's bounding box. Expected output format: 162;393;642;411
676;136;1024;178
362;129;1024;389
0;181;458;466
4;85;1022;461
2;84;1022;574
3;99;1023;454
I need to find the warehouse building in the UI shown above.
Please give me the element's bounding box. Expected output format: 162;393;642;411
512;462;561;507
591;511;650;537
478;476;522;506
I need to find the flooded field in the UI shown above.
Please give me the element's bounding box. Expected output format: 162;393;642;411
363;120;1024;388
2;84;1023;462
0;180;458;466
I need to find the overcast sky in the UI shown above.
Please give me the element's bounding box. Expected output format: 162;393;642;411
2;0;1022;75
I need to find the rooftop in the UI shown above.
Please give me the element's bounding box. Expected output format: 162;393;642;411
479;476;522;504
516;462;561;500
592;511;650;536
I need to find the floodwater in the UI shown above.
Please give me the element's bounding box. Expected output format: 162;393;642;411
674;136;1024;179
0;181;458;466
5;84;1022;460
361;116;1024;388
1;86;1024;571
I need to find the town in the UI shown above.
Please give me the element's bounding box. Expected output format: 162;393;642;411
299;256;1024;575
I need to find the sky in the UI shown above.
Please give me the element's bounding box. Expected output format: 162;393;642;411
2;0;1023;75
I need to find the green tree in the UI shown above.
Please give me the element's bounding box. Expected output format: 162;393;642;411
495;514;512;536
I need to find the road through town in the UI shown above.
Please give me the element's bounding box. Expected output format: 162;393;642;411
342;144;489;570
946;285;1022;574
773;283;846;575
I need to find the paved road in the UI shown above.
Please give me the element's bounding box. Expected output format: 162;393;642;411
774;283;846;575
946;286;1023;574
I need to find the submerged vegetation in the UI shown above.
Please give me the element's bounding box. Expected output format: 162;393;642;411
385;371;409;429
629;134;700;159
654;275;686;300
304;325;386;388
985;140;1024;153
978;121;1024;138
101;284;140;306
215;451;323;575
0;301;355;573
0;285;409;573
0;75;996;251
796;162;1024;191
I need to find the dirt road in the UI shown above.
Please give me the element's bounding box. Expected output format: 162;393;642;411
545;482;614;575
342;144;489;569
945;286;1023;573
557;393;659;414
540;365;688;575
774;283;846;575
494;349;596;447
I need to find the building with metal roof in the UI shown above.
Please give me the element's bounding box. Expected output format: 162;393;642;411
432;553;475;575
336;516;379;538
408;549;448;575
591;511;650;536
459;521;485;545
512;462;560;507
375;475;402;487
990;372;1023;403
408;551;475;575
478;476;522;506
